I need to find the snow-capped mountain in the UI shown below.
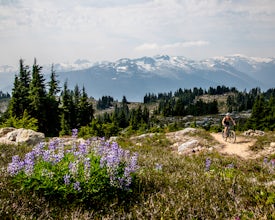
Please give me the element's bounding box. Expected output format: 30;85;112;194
0;55;274;101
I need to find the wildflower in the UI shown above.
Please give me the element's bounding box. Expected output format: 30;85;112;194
155;163;163;171
63;174;70;185
84;158;91;180
33;142;45;157
24;152;35;175
227;163;234;169
48;140;58;151
73;181;81;191
52;152;64;164
69;161;78;176
72;128;78;138
43;150;51;162
270;159;275;168
78;143;88;155
205;158;211;171
264;157;268;164
7;155;24;176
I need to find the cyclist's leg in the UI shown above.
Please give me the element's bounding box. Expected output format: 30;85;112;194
224;125;229;137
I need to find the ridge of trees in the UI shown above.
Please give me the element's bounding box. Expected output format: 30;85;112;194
0;91;10;100
1;59;274;136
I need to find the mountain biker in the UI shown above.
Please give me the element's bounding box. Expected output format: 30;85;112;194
222;113;236;137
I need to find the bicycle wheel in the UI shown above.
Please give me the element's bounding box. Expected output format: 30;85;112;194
227;130;236;143
221;130;226;141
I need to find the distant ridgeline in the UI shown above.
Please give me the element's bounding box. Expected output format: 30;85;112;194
1;58;274;137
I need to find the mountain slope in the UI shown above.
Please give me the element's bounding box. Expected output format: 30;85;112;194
0;55;274;101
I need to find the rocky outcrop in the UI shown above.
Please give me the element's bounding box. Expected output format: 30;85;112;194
166;128;211;155
243;129;265;136
178;139;199;153
0;128;45;145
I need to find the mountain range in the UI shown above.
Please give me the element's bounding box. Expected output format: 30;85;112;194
0;54;274;101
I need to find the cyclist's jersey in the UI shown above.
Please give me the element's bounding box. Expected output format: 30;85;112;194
223;118;230;126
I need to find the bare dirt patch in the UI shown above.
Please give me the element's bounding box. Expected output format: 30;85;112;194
209;132;274;159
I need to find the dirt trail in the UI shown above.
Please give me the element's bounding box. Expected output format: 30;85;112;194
210;133;257;159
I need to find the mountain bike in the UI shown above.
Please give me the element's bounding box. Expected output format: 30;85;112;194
222;126;236;143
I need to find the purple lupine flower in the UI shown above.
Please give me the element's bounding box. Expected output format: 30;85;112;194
123;167;132;187
205;158;211;171
270;159;275;168
43;150;51;162
73;181;81;191
69;162;78;176
52;152;64;164
72;128;78;138
227;163;234;169
155;163;163;171
129;152;139;171
24;152;35;175
33;142;45;157
84;158;91;180
48;140;58;151
264;157;268;164
7;155;24;175
78;143;88;155
63;174;70;185
85;139;91;146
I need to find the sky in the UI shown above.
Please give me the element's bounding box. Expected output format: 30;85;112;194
0;0;275;67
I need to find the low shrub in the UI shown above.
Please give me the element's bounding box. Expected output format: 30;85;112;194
6;129;139;206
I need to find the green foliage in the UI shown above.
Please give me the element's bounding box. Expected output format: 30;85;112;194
97;95;114;110
6;59;94;136
2;132;275;219
12;152;109;202
6;137;139;210
246;94;275;131
2;110;38;131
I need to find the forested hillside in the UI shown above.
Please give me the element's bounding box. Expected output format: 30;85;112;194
0;60;274;137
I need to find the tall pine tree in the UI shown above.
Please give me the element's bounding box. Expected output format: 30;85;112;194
28;58;47;132
45;64;60;136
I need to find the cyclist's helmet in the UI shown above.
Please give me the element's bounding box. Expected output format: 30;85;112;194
226;113;230;116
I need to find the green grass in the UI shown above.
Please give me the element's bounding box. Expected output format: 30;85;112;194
1;133;275;219
250;131;275;151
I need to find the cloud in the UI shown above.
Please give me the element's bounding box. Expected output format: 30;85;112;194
0;0;274;66
135;41;209;51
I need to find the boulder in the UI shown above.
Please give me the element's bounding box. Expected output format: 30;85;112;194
175;128;197;136
0;128;45;145
243;129;265;136
271;142;275;148
0;127;16;137
178;139;199;153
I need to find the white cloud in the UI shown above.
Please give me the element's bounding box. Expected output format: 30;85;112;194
0;0;274;66
135;41;209;51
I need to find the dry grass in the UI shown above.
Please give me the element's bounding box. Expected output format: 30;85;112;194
1;132;275;219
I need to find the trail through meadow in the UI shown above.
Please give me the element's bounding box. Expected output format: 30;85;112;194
210;132;258;159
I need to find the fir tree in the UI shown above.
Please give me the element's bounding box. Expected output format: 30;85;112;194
78;86;93;127
8;59;31;117
28;58;47;132
45;64;60;136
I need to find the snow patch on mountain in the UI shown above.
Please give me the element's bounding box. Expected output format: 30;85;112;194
0;54;274;101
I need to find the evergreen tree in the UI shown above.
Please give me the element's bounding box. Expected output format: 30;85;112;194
246;95;265;130
78;86;94;127
45;65;60;136
59;81;72;136
48;64;60;97
8;59;31;117
28;58;47;132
